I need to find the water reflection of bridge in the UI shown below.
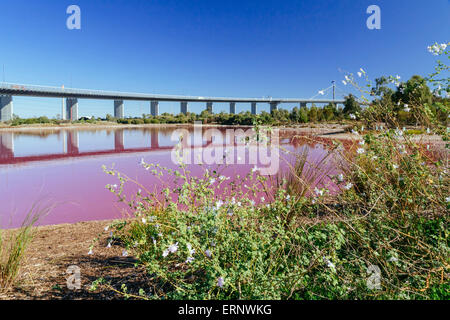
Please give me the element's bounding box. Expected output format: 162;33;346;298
0;130;173;164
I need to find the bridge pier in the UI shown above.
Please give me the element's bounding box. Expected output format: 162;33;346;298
0;95;13;122
114;100;124;119
151;101;159;116
65;98;79;121
180;102;188;115
0;132;14;159
114;130;125;151
229;102;236;114
206;102;213;113
251;102;257;115
270;102;279;113
67;131;79;154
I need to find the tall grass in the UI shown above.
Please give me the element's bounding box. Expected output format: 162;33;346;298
0;203;53;293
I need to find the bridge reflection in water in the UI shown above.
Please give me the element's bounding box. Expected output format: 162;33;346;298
0;128;180;165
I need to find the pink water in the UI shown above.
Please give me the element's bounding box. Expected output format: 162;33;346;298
0;127;334;228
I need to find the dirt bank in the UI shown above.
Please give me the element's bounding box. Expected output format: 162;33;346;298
0;219;150;300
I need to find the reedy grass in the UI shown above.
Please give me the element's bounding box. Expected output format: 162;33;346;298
0;203;53;293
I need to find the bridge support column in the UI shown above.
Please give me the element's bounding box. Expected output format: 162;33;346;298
151;101;159;116
180;102;188;115
251;102;257;115
114;130;125;151
229;102;236;114
0;132;14;159
114;100;124;119
206;102;213;113
270;102;278;113
67;131;79;154
0;95;13;122
65;98;79;121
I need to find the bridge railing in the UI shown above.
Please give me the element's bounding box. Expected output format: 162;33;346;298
0;82;346;103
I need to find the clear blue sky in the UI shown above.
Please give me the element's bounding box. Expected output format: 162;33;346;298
0;0;448;118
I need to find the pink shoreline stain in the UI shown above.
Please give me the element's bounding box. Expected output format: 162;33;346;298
0;127;335;229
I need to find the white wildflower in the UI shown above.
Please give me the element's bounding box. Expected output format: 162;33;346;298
388;256;398;262
186;243;195;255
357;148;365;154
314;187;323;196
217;277;225;288
168;242;179;254
344;183;353;190
323;257;335;269
215;200;224;209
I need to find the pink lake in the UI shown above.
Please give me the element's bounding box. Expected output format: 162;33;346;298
0;126;336;228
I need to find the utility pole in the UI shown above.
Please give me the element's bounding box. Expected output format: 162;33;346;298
332;80;336;101
332;80;336;108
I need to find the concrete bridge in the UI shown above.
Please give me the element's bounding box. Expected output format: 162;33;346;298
0;83;345;121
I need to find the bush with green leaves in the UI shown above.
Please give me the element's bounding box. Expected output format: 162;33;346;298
100;124;448;300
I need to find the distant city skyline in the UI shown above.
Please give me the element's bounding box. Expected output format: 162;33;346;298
0;0;448;117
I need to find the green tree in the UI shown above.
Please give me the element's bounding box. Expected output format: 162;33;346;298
343;94;362;115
